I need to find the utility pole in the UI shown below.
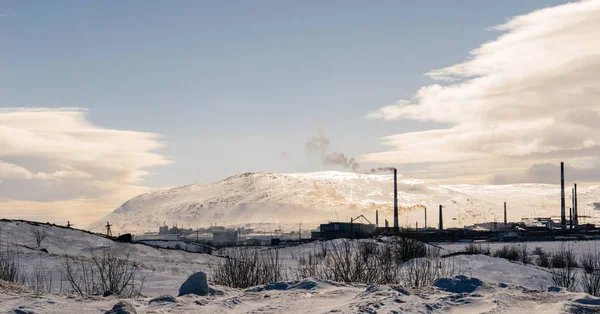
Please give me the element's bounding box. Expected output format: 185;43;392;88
105;221;112;237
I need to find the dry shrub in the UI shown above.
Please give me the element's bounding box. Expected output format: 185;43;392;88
547;244;578;291
211;248;285;288
61;246;145;297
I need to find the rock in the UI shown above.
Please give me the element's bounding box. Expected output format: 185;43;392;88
149;295;178;304
547;286;564;293
116;233;133;243
105;301;137;314
9;309;36;314
179;272;210;296
433;276;483;294
103;291;115;297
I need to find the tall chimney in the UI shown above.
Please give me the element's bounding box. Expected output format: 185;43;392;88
504;202;507;226
393;168;399;232
561;162;566;228
376;210;379;227
569;207;573;229
574;183;578;226
572;187;575;227
438;205;443;230
424;206;427;230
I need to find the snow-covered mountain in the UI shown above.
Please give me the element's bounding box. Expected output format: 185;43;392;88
89;171;505;234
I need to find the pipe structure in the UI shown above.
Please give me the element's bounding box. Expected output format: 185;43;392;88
561;162;566;228
393;168;398;233
574;183;578;226
439;205;443;230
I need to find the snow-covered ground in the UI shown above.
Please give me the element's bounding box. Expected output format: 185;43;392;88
3;273;600;313
3;220;600;313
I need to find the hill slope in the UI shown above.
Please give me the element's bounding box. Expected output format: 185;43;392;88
89;171;499;234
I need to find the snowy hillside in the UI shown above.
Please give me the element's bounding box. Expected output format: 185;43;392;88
89;171;600;235
89;171;499;234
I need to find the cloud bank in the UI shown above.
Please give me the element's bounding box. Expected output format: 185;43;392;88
363;0;600;184
0;108;170;224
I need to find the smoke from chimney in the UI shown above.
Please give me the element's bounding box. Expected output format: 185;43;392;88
305;127;360;171
367;167;396;173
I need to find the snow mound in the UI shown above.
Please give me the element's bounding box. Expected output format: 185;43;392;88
246;278;353;292
433;275;483;293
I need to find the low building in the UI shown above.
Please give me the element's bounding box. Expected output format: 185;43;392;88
213;230;238;245
312;222;376;240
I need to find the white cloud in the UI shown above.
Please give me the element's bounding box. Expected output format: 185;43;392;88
363;0;600;183
0;108;170;225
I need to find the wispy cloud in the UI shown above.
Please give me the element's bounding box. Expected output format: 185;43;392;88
0;108;170;225
363;0;600;184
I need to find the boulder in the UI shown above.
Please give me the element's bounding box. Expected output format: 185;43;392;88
103;291;114;297
116;233;133;243
433;276;483;294
105;301;137;314
149;295;177;304
178;272;210;296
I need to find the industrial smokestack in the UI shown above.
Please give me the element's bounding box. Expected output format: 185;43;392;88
438;205;443;230
574;183;578;227
572;187;575;227
569;207;573;229
561;162;566;228
393;168;398;232
376;210;379;227
424;206;427;230
504;202;507;226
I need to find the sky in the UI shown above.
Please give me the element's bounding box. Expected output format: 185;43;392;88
1;0;599;226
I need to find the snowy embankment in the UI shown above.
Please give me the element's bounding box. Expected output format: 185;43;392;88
0;220;218;296
2;220;600;313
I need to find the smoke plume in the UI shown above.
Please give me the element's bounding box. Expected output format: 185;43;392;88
366;167;396;173
305;127;360;172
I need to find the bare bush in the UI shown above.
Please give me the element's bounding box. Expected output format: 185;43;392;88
295;251;322;279
580;252;600;296
464;243;490;255
389;236;427;262
518;244;531;264
493;244;520;261
547;244;578;291
31;227;47;247
533;247;550;268
294;238;452;288
61;246;145;297
399;257;458;288
28;261;53;293
0;245;26;284
211;248;285;288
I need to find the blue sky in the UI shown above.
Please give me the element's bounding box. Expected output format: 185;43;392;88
1;0;571;187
